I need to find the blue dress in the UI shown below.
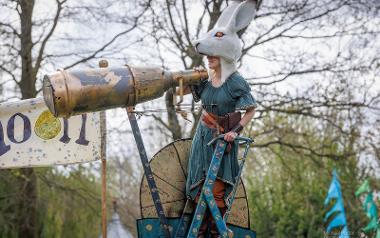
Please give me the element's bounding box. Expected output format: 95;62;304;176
186;72;257;207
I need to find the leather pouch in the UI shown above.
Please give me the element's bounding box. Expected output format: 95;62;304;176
218;112;241;153
225;111;241;132
217;111;241;132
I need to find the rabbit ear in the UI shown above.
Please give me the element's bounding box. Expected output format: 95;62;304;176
215;1;241;28
227;0;257;32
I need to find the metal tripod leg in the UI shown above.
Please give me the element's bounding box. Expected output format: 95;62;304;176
127;108;171;238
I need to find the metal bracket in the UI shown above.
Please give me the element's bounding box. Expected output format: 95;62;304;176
173;76;184;106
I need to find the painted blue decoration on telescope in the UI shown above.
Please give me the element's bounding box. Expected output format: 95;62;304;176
324;170;350;238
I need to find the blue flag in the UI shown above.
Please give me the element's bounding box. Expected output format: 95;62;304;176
324;170;350;237
355;180;379;236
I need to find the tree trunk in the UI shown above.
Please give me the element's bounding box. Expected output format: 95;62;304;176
19;0;37;99
17;168;38;238
17;0;38;237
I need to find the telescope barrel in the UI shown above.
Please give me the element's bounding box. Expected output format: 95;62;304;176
42;65;208;118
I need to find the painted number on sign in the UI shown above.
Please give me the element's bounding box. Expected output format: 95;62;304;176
0;113;89;156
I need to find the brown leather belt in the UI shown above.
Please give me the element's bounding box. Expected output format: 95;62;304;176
201;110;241;153
201;110;241;134
201;110;225;133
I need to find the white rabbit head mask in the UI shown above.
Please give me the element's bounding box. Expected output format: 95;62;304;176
194;0;257;83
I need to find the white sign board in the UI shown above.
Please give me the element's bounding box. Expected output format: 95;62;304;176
0;98;103;169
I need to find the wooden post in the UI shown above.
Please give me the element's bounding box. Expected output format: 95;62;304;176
99;60;108;238
101;111;107;238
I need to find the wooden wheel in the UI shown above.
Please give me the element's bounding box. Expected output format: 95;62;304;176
139;138;251;228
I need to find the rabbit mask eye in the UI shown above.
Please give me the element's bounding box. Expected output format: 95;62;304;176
214;31;225;38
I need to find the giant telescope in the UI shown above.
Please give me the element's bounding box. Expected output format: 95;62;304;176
42;64;208;118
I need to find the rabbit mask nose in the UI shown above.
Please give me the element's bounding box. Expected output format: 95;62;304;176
192;38;200;46
192;38;200;45
192;40;202;54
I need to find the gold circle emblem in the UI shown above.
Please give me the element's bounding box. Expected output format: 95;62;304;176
34;110;61;140
145;224;153;231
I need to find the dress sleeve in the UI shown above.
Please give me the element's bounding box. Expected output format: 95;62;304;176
190;78;208;102
227;74;257;110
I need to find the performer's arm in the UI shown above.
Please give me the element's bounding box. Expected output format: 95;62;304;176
239;107;255;127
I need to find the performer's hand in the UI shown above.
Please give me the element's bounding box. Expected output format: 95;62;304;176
224;131;238;142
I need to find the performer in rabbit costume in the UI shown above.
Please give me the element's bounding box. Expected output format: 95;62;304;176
185;0;259;237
